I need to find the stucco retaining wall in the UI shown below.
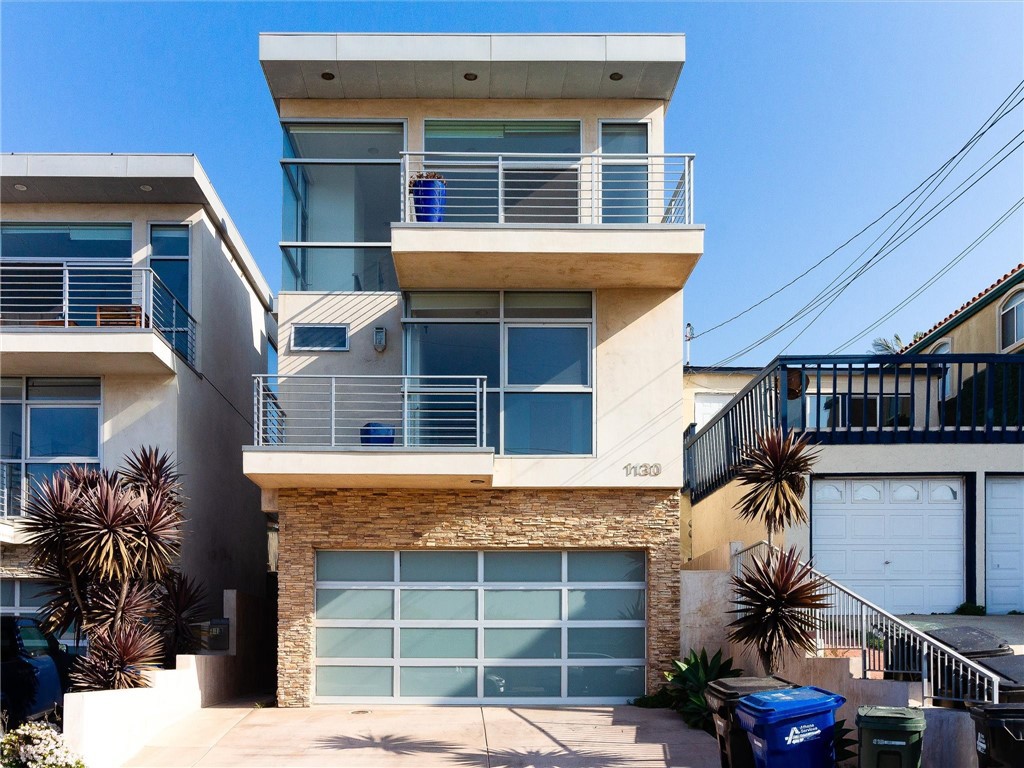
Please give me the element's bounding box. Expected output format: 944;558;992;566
275;487;681;706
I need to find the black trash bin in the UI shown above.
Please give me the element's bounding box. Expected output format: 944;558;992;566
855;706;926;768
704;677;796;768
970;704;1024;767
924;626;1012;660
975;655;1024;704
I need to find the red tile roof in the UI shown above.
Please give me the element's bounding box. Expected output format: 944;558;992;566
902;263;1024;352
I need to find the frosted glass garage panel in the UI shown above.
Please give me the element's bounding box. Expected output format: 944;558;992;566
401;628;477;659
400;552;477;582
485;666;561;697
317;551;393;582
485;628;561;659
401;667;476;697
484;590;560;620
316;589;393;620
568;666;644;697
316;666;392;697
483;552;561;582
567;551;645;582
568;628;644;659
568;589;644;620
317;628;392;658
400;589;477;620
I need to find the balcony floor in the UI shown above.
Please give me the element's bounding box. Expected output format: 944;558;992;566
0;329;177;376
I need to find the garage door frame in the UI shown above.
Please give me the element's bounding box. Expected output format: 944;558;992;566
312;549;648;705
985;474;1024;614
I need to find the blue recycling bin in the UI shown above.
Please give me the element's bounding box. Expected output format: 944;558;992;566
360;422;396;445
735;686;846;768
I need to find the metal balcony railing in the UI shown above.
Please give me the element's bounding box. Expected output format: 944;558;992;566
0;263;196;365
733;542;1002;705
253;375;488;449
401;151;695;225
685;354;1024;501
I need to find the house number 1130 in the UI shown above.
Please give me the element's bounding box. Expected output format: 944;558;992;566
624;463;662;477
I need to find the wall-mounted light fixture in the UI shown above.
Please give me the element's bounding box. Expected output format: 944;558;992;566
373;327;387;352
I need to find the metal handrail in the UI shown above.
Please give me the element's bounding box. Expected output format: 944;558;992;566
400;151;695;225
252;374;488;449
732;541;1001;705
0;262;197;365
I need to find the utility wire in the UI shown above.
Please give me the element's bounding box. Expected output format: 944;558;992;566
828;197;1024;353
692;79;1024;341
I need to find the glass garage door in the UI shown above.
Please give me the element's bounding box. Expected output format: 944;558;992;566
313;550;646;704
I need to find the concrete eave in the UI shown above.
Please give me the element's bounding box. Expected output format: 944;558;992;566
0;330;178;376
242;447;495;489
391;224;704;289
0;518;28;545
259;33;685;103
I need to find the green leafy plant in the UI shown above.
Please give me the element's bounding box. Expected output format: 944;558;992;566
21;447;202;691
0;721;85;768
953;601;986;616
664;648;742;734
629;687;674;709
833;718;858;765
728;547;830;675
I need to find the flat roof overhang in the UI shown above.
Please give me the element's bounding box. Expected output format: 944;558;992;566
242;447;495;489
0;330;177;376
391;223;704;289
259;33;685;103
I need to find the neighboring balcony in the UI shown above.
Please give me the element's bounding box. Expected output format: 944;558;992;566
243;374;494;489
685;354;1024;501
392;152;704;289
0;264;196;374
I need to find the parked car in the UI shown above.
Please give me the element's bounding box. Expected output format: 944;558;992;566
0;617;70;727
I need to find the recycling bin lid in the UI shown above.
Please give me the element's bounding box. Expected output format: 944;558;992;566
706;677;793;701
856;706;926;731
923;625;1012;658
736;686;846;723
976;654;1024;688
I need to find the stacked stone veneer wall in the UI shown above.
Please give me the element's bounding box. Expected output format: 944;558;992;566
0;544;35;578
276;488;681;707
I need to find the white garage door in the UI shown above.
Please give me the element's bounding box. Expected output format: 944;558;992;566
986;477;1024;614
812;477;964;614
312;550;646;704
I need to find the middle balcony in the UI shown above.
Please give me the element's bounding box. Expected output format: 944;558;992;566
243;374;494;489
392;151;704;290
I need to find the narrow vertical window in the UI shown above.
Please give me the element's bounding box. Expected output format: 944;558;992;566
600;124;649;224
150;225;190;309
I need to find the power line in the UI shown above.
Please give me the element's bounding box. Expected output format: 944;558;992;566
692;79;1024;341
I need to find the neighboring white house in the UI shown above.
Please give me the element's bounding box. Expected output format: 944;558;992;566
0;154;277;623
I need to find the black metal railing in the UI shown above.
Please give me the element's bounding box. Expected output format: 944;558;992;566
685;354;1024;501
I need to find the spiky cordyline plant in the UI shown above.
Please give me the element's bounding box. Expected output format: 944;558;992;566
21;447;192;690
69;624;163;691
734;428;819;549
156;572;208;662
728;546;830;675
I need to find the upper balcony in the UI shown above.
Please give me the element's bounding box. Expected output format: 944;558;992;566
684;354;1024;501
243;374;494;489
0;263;195;374
393;151;703;289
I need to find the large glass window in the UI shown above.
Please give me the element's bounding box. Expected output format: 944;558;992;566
1001;292;1024;350
600;123;649;223
0;378;100;517
404;292;594;454
282;123;403;292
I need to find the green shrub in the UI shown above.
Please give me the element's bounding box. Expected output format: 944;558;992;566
665;648;743;734
953;602;986;616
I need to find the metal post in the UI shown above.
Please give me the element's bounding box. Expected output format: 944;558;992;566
145;270;154;328
479;378;486;448
591;155;598;224
497;155;505;224
921;643;930;702
402;378;410;447
400;154;407;222
62;266;70;327
860;603;868;678
254;377;262;445
330;377;337;447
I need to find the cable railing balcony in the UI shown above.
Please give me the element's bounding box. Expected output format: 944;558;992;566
253;374;489;450
685;354;1024;501
0;263;196;365
400;151;695;226
732;542;1002;706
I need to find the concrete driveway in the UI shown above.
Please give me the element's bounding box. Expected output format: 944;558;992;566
124;703;721;768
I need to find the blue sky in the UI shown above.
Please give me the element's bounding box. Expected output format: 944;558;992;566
2;1;1022;365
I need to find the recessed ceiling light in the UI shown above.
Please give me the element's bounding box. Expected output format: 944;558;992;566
321;72;336;81
463;72;478;81
609;72;624;81
139;184;153;192
13;184;27;191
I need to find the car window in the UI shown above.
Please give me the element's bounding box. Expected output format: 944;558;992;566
18;623;51;657
0;620;18;661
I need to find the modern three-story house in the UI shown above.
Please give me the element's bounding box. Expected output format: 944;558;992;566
0;154;277;625
244;33;704;706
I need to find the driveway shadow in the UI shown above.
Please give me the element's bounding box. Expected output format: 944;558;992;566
316;734;471;755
